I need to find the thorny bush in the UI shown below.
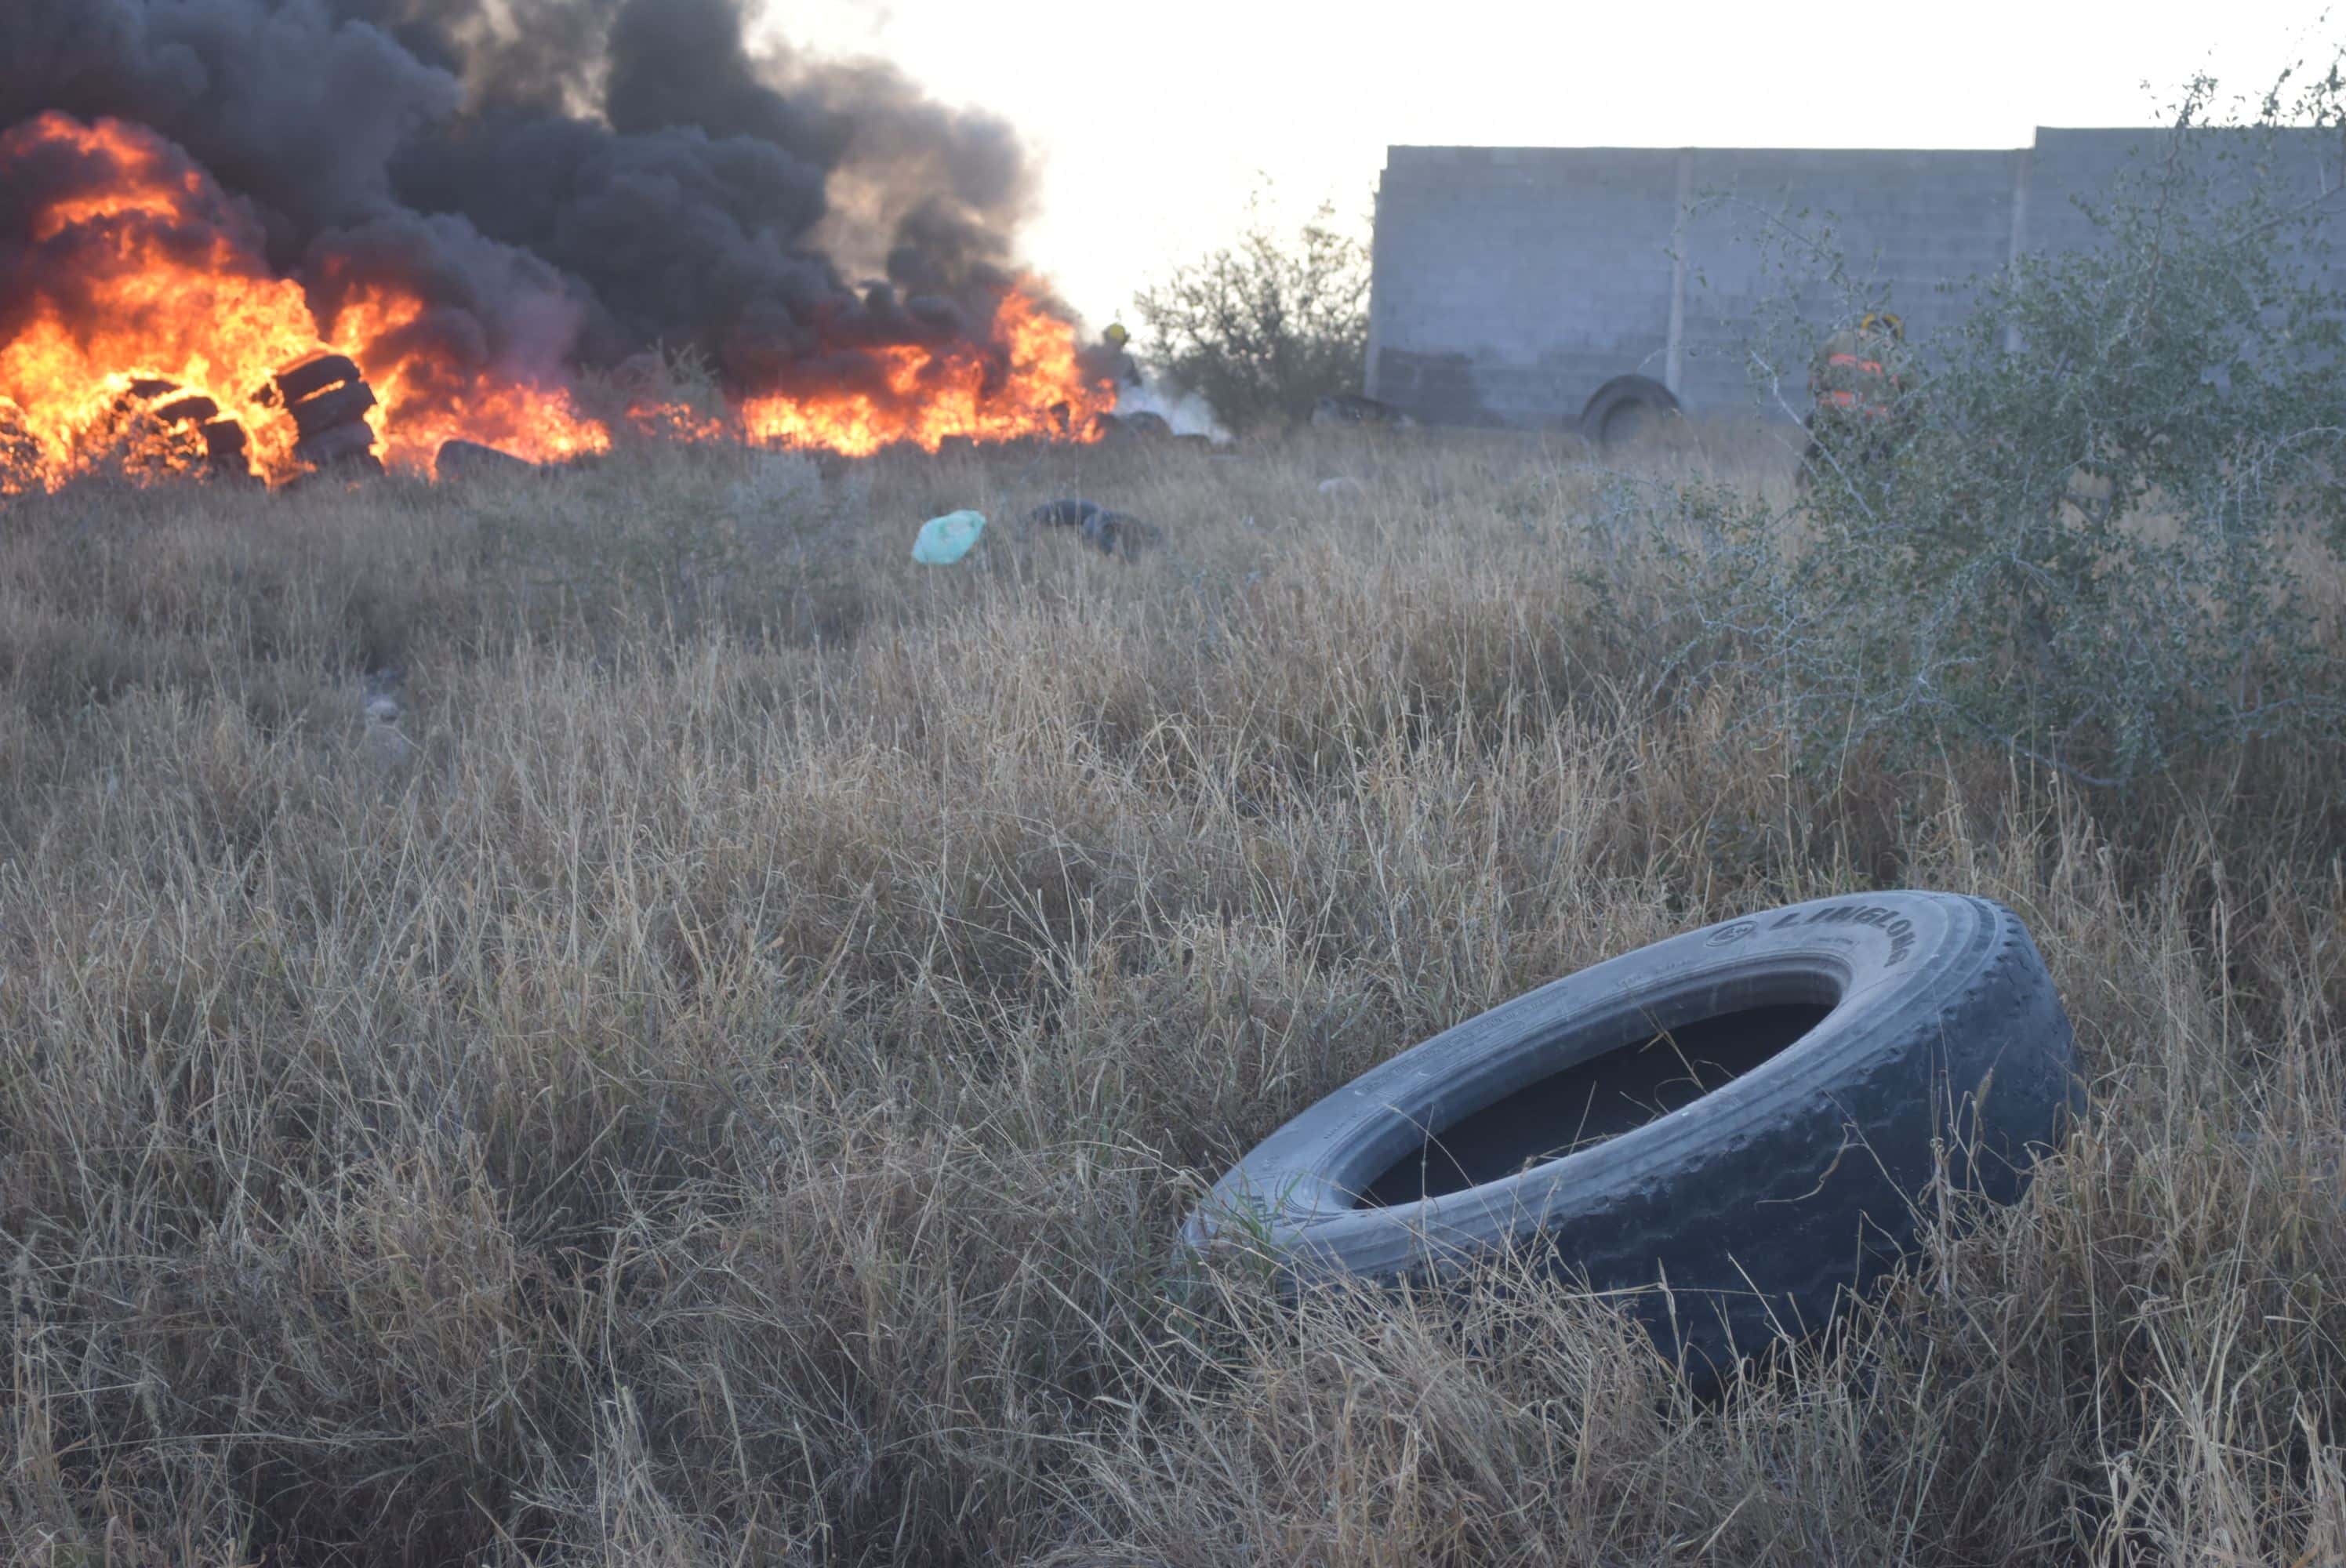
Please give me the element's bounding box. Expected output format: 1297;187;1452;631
1640;69;2346;788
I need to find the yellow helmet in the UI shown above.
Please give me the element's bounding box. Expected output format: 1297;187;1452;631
1858;310;1905;341
1103;321;1130;349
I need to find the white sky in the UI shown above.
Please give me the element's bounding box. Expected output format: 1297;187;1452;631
762;1;2340;332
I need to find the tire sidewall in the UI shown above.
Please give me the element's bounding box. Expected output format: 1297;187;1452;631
1192;891;2045;1278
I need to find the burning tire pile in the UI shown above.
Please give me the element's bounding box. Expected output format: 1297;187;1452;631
0;23;1124;496
118;379;251;478
265;354;381;477
0;403;35;487
0;355;387;492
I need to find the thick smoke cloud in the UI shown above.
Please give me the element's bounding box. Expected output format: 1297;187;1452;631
0;0;458;249
0;0;1042;393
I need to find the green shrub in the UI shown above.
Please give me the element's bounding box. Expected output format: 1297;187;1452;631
1658;70;2346;787
1131;185;1369;434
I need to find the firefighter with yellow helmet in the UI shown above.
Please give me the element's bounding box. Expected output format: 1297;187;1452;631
1100;321;1142;389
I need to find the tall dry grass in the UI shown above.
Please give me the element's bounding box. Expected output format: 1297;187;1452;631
3;429;2343;1566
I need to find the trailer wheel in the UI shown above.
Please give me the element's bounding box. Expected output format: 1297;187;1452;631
1580;375;1681;448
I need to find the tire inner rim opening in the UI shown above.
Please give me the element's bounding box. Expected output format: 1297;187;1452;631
1358;1000;1839;1207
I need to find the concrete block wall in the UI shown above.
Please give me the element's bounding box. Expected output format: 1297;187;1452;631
1367;128;2346;430
2025;127;2345;255
1669;147;2019;416
1369;147;1681;426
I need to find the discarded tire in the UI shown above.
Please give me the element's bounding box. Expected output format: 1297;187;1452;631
1089;409;1174;442
287;379;378;440
1027;497;1160;558
1185;891;2081;1382
149;392;219;426
291;419;379;470
436;438;533;481
197;417;249;470
1578;373;1680;448
120;379;253;479
274;353;364;405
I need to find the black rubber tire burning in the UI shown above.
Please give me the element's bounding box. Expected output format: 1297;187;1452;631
273;354;382;477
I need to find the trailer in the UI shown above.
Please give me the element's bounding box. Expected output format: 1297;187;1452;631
1364;127;2346;443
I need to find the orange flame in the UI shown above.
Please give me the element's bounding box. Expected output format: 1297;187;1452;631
625;399;732;445
318;282;612;474
0;114;331;485
1;114;1114;492
739;288;1116;456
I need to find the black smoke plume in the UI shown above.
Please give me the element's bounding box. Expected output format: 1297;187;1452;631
0;0;1043;394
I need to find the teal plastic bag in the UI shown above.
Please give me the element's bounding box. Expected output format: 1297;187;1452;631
912;510;986;564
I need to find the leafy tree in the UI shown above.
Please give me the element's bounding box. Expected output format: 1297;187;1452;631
1131;187;1369;434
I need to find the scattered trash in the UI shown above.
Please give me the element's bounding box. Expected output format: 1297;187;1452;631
912;509;986;564
1184;891;2082;1389
1317;476;1367;496
1027;497;1160;559
1081;509;1161;559
1028;498;1103;530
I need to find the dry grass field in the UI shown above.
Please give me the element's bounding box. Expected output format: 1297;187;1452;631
5;428;2346;1566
